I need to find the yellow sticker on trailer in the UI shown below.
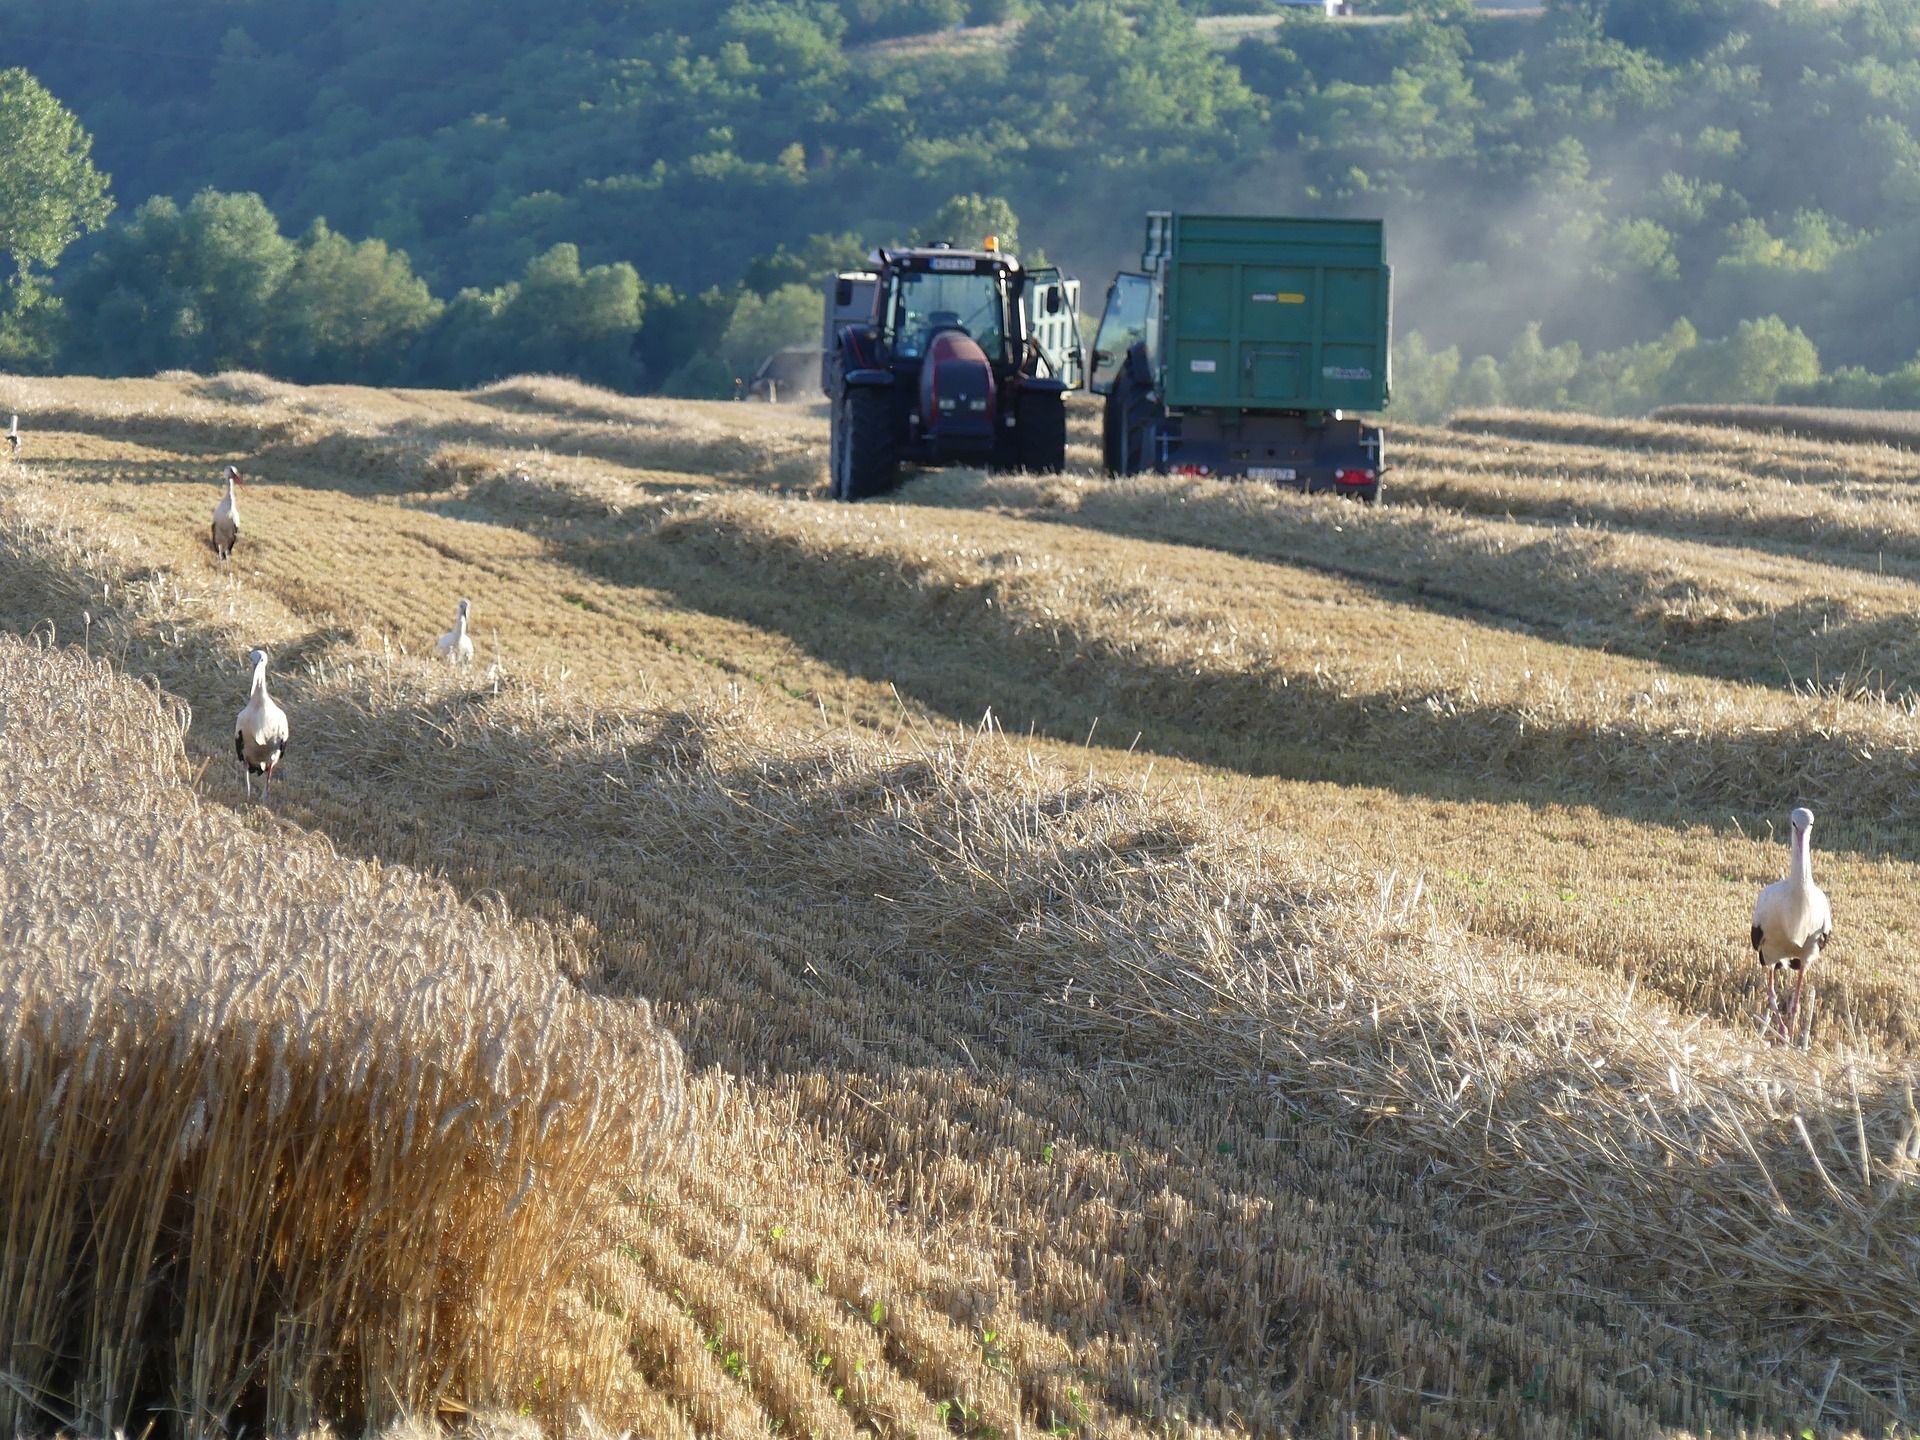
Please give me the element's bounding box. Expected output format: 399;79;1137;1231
1250;292;1307;303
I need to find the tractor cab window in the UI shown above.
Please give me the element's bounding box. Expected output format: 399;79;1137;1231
890;269;1007;362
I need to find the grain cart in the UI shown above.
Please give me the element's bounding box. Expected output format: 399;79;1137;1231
1090;212;1391;501
822;238;1081;501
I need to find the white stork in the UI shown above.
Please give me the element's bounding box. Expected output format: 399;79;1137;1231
1750;806;1832;1044
436;597;474;665
235;647;290;802
211;465;243;563
6;415;18;457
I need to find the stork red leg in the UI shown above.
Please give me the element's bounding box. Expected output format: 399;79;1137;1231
1784;967;1809;1045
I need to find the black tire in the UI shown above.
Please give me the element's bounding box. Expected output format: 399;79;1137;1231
1015;391;1066;474
830;386;898;501
1104;370;1158;476
1101;384;1124;476
1105;380;1128;476
990;405;1021;474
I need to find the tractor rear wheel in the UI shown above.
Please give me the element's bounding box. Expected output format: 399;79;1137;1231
830;386;898;501
1015;391;1066;473
1103;372;1156;476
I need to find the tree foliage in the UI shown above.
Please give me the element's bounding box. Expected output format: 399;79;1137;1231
60;192;295;375
272;222;443;383
0;68;112;284
61;191;441;382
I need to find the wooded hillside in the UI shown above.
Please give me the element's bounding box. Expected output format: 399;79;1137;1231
9;0;1920;407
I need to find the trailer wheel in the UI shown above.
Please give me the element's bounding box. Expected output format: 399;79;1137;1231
830;386;898;501
1103;372;1157;476
1101;382;1126;475
1015;392;1066;473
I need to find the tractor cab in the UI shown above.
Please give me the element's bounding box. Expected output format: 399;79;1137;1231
887;255;1012;363
822;239;1082;500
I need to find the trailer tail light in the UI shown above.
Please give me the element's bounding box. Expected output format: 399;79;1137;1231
1335;468;1376;487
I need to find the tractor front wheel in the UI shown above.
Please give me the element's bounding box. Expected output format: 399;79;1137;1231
830;387;898;501
1014;391;1067;474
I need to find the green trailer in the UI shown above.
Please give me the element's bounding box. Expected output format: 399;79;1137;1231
1090;211;1392;500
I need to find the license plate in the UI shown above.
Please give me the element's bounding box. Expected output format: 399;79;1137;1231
1248;466;1296;481
928;257;976;272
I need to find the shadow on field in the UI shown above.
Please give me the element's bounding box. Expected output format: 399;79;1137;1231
37;432;441;500
28;401;824;500
1399;470;1920;593
908;472;1920;698
14;402;304;453
552;510;1920;845
463;382;693;427
405;417;825;491
1445;412;1887;465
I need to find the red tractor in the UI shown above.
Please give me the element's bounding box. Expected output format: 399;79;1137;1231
822;239;1081;501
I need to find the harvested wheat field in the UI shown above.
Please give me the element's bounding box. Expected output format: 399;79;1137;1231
1;374;1917;1440
1648;405;1920;451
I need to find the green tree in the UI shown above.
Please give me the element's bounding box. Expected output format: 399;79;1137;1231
718;282;822;376
1570;317;1697;413
501;243;647;386
0;69;112;286
269;220;443;382
1715;211;1857;274
720;1;848;81
917;195;1022;256
1456;354;1506;408
1561;0;1758;60
1008;0;1264;164
1595;217;1679;284
412;244;647;389
1665;315;1819;403
742;232;868;294
1390;332;1463;422
1503;322;1583;408
59;190;296;374
0;69;112;368
408;283;515;388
